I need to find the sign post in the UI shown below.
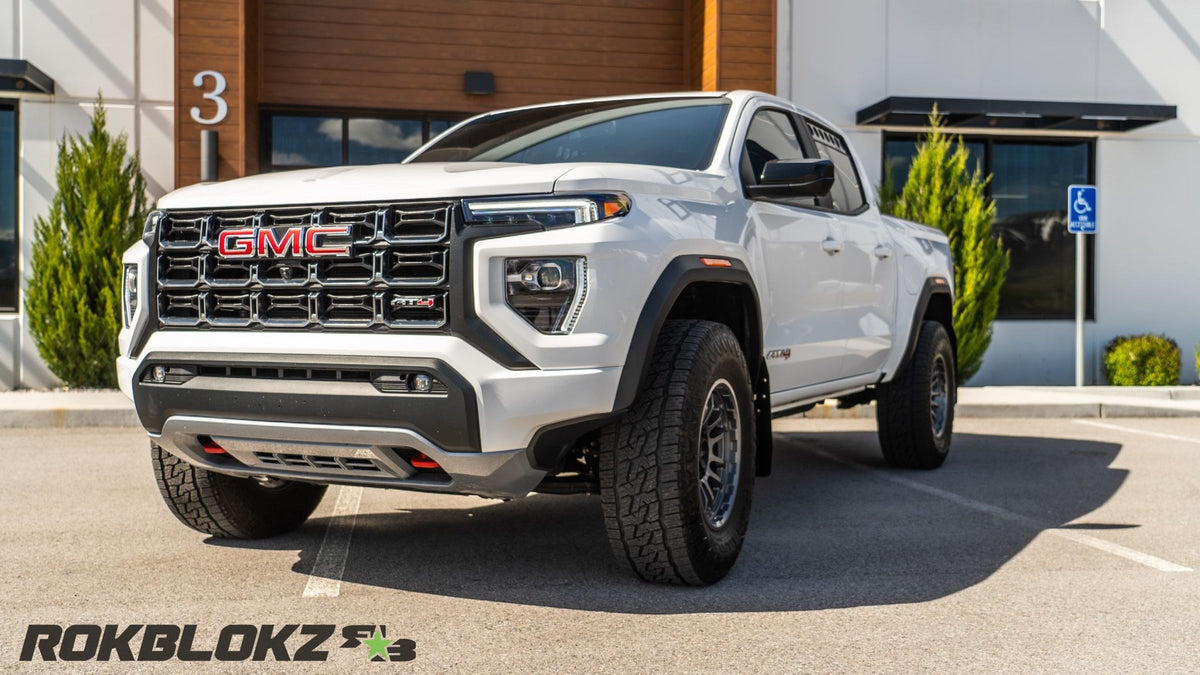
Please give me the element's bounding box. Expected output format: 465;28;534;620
1067;185;1097;387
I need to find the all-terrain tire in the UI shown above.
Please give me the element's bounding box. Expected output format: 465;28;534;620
877;320;956;469
599;320;756;585
151;443;327;538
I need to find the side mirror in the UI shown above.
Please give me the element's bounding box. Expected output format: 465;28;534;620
747;159;835;200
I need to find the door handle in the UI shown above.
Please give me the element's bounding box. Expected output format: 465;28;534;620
874;244;893;260
821;238;843;255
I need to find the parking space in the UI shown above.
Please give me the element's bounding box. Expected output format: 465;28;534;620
2;418;1198;671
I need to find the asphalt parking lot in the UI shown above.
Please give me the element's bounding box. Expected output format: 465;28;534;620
2;417;1198;672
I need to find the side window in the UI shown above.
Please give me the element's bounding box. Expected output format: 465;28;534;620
742;109;814;205
804;119;866;214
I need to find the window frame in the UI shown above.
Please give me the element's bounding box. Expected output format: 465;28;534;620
739;105;871;217
882;131;1097;320
798;115;870;216
260;106;469;172
738;106;819;208
0;99;18;314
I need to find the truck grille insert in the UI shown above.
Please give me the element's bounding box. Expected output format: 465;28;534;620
154;202;454;330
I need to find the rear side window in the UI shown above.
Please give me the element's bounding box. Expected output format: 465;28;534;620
804;119;866;213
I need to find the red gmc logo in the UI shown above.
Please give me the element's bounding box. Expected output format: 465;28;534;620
217;226;353;258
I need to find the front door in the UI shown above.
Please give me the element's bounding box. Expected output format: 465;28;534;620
743;108;847;391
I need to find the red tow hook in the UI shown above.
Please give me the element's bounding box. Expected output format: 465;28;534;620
199;436;226;454
409;452;440;470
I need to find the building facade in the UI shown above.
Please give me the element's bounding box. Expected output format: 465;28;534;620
777;0;1198;385
2;0;1197;388
1;0;174;389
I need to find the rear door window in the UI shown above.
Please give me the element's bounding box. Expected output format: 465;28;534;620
802;118;867;214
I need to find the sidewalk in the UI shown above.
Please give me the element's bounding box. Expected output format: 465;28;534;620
1;386;1199;429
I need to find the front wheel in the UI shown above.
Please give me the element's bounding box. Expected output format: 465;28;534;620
876;321;956;469
599;320;756;585
151;443;327;539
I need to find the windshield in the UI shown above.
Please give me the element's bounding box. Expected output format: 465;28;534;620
408;98;730;171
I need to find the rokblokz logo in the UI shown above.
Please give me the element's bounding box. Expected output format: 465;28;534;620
20;624;415;662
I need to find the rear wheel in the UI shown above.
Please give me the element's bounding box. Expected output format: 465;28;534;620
151;443;327;538
877;321;956;469
599;320;755;585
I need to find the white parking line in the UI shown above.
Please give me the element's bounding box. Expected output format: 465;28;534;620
804;446;1192;573
302;485;364;598
1075;419;1200;445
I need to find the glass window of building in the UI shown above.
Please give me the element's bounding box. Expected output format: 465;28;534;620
883;136;1094;319
0;104;16;312
264;111;464;171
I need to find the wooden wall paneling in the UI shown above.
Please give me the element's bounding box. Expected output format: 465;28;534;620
257;0;686;114
715;0;774;93
176;0;248;186
174;0;777;187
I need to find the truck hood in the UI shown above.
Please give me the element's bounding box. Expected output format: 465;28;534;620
156;162;576;210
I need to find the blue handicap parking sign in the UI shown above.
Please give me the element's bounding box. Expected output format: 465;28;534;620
1068;185;1097;234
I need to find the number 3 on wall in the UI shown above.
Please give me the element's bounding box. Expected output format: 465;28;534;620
190;70;228;125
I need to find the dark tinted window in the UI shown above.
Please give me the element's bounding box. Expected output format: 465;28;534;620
0;105;15;312
805;119;866;213
348;118;423;165
883;136;1093;319
409;98;729;171
992;141;1091;318
270;115;341;168
884;138;985;189
743;109;807;182
265;111;467;171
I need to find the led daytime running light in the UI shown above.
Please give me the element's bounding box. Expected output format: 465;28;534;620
464;193;629;227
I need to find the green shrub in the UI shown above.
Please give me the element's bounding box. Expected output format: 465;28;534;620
1103;334;1180;386
878;108;1008;383
24;97;147;387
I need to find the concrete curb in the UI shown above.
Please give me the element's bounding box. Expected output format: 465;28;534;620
0;408;140;429
2;387;1200;428
794;400;1200;420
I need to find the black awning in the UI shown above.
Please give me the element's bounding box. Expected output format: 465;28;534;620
0;59;55;95
856;96;1175;132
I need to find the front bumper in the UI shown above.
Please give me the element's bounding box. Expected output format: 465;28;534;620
120;331;621;499
153;416;541;499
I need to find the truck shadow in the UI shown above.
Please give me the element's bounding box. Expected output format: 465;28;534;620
214;428;1127;614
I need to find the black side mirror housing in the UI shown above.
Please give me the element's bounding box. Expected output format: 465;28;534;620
747;159;835;200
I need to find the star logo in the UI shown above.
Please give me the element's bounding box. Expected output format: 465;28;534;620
362;628;394;661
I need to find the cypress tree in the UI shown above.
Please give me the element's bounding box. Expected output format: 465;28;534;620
24;97;148;387
879;109;1009;382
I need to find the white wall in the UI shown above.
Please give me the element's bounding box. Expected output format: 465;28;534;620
779;0;1200;384
0;0;174;389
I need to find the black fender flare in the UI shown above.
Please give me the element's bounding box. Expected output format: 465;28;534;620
893;276;955;379
613;255;763;411
613;255;773;477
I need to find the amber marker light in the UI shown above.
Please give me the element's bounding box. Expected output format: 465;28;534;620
700;257;733;268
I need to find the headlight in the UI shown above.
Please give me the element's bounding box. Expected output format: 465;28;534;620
122;264;139;327
505;257;587;334
142;210;163;245
464;193;629;228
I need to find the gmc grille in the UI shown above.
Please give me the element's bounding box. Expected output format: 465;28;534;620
154;202;453;330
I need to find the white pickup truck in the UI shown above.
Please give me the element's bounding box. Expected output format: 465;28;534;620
119;90;957;585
